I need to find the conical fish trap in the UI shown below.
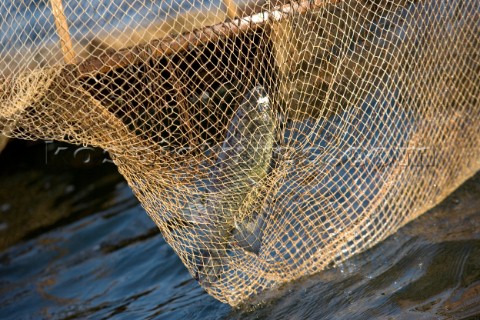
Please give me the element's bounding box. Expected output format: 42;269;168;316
0;0;479;305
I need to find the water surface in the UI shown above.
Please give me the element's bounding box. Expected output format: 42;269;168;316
0;140;479;319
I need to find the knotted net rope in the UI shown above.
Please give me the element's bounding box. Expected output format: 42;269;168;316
0;0;479;305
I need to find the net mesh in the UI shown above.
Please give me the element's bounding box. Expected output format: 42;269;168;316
1;0;479;306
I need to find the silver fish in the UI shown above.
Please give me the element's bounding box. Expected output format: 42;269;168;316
196;86;275;284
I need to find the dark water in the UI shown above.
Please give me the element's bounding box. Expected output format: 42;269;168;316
0;140;479;319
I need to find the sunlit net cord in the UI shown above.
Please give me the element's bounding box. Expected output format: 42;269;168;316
0;0;479;306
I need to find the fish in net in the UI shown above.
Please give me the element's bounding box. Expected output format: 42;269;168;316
0;0;479;306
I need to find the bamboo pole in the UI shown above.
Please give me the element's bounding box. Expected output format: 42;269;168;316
223;0;238;20
74;0;339;78
50;0;76;64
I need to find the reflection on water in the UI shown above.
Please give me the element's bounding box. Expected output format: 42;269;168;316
0;140;479;319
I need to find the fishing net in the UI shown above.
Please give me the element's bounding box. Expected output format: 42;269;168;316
0;0;479;306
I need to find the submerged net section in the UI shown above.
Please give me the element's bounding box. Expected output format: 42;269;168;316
0;0;479;305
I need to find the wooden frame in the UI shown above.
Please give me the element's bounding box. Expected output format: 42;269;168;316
74;0;337;77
